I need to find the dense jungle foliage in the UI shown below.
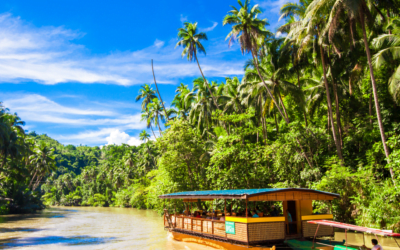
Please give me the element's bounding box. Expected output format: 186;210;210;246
1;0;400;232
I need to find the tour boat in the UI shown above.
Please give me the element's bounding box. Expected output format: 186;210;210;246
159;188;340;250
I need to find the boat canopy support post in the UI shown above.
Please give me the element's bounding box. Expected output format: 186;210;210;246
224;199;226;214
312;224;320;249
375;234;380;245
345;229;348;250
394;238;400;249
363;232;365;246
246;198;248;218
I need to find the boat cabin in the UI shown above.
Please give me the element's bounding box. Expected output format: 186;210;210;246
159;188;340;246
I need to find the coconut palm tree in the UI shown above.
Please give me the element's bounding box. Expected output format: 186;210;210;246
135;84;157;110
285;0;344;162
175;22;219;108
219;77;244;114
148;98;165;134
188;78;217;138
139;130;150;142
172;83;192;119
373;17;400;103
223;0;289;124
29;141;56;190
141;108;157;139
309;0;392;176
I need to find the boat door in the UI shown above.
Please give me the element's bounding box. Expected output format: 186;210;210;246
284;200;298;235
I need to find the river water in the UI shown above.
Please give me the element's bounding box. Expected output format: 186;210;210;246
0;207;212;250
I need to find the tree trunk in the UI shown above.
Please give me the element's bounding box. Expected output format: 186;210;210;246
330;71;344;146
320;44;344;162
369;90;373;127
156;115;163;134
29;169;38;188
277;86;289;120
151;60;169;121
150;124;157;139
298;70;308;126
195;53;219;109
252;46;314;167
274;110;279;135
262;115;268;141
250;50;289;123
360;11;394;181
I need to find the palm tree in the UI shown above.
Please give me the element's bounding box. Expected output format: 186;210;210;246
135;84;157;110
188;78;217;138
148;98;166;134
141;108;157;139
175;22;219;108
285;0;344;162
223;0;289;124
123;150;137;170
219;77;244;114
172;83;192;119
139;130;150;142
29;141;56;190
373;17;400;103
312;0;392;176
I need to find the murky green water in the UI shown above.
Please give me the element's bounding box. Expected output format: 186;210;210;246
0;207;212;250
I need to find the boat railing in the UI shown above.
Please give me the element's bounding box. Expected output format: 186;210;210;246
166;215;227;238
164;214;287;244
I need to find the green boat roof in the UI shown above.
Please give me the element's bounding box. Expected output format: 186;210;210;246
159;188;340;199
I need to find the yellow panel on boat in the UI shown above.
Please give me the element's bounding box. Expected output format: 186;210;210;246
301;214;333;220
226;216;285;223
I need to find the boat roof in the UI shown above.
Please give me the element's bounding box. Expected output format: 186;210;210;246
308;220;400;237
159;188;340;200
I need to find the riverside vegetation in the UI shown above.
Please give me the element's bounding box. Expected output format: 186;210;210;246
1;0;400;232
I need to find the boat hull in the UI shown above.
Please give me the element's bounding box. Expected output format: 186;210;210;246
170;230;275;250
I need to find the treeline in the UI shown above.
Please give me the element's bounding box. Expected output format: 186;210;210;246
0;107;56;214
4;0;400;232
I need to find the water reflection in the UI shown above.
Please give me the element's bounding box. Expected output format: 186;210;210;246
0;235;117;248
0;207;213;250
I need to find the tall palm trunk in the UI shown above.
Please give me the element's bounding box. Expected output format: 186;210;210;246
156;115;163;134
276;85;289;120
152;60;169;120
250;51;289;123
360;12;394;181
297;70;308;126
319;44;344;162
274;110;279;134
194;53;219;109
252;46;314;168
330;71;343;146
369;90;373;126
150;124;157;139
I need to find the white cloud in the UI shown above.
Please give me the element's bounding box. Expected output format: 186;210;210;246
127;137;142;146
199;22;218;32
3;94;114;116
1;93;147;128
106;129;131;145
180;14;188;23
0;13;244;86
154;39;165;48
56;128;143;146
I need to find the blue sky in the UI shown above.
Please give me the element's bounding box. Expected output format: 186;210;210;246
0;0;289;146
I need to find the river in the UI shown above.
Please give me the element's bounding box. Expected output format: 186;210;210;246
0;207;212;250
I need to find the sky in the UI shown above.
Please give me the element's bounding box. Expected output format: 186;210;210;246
0;0;289;147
